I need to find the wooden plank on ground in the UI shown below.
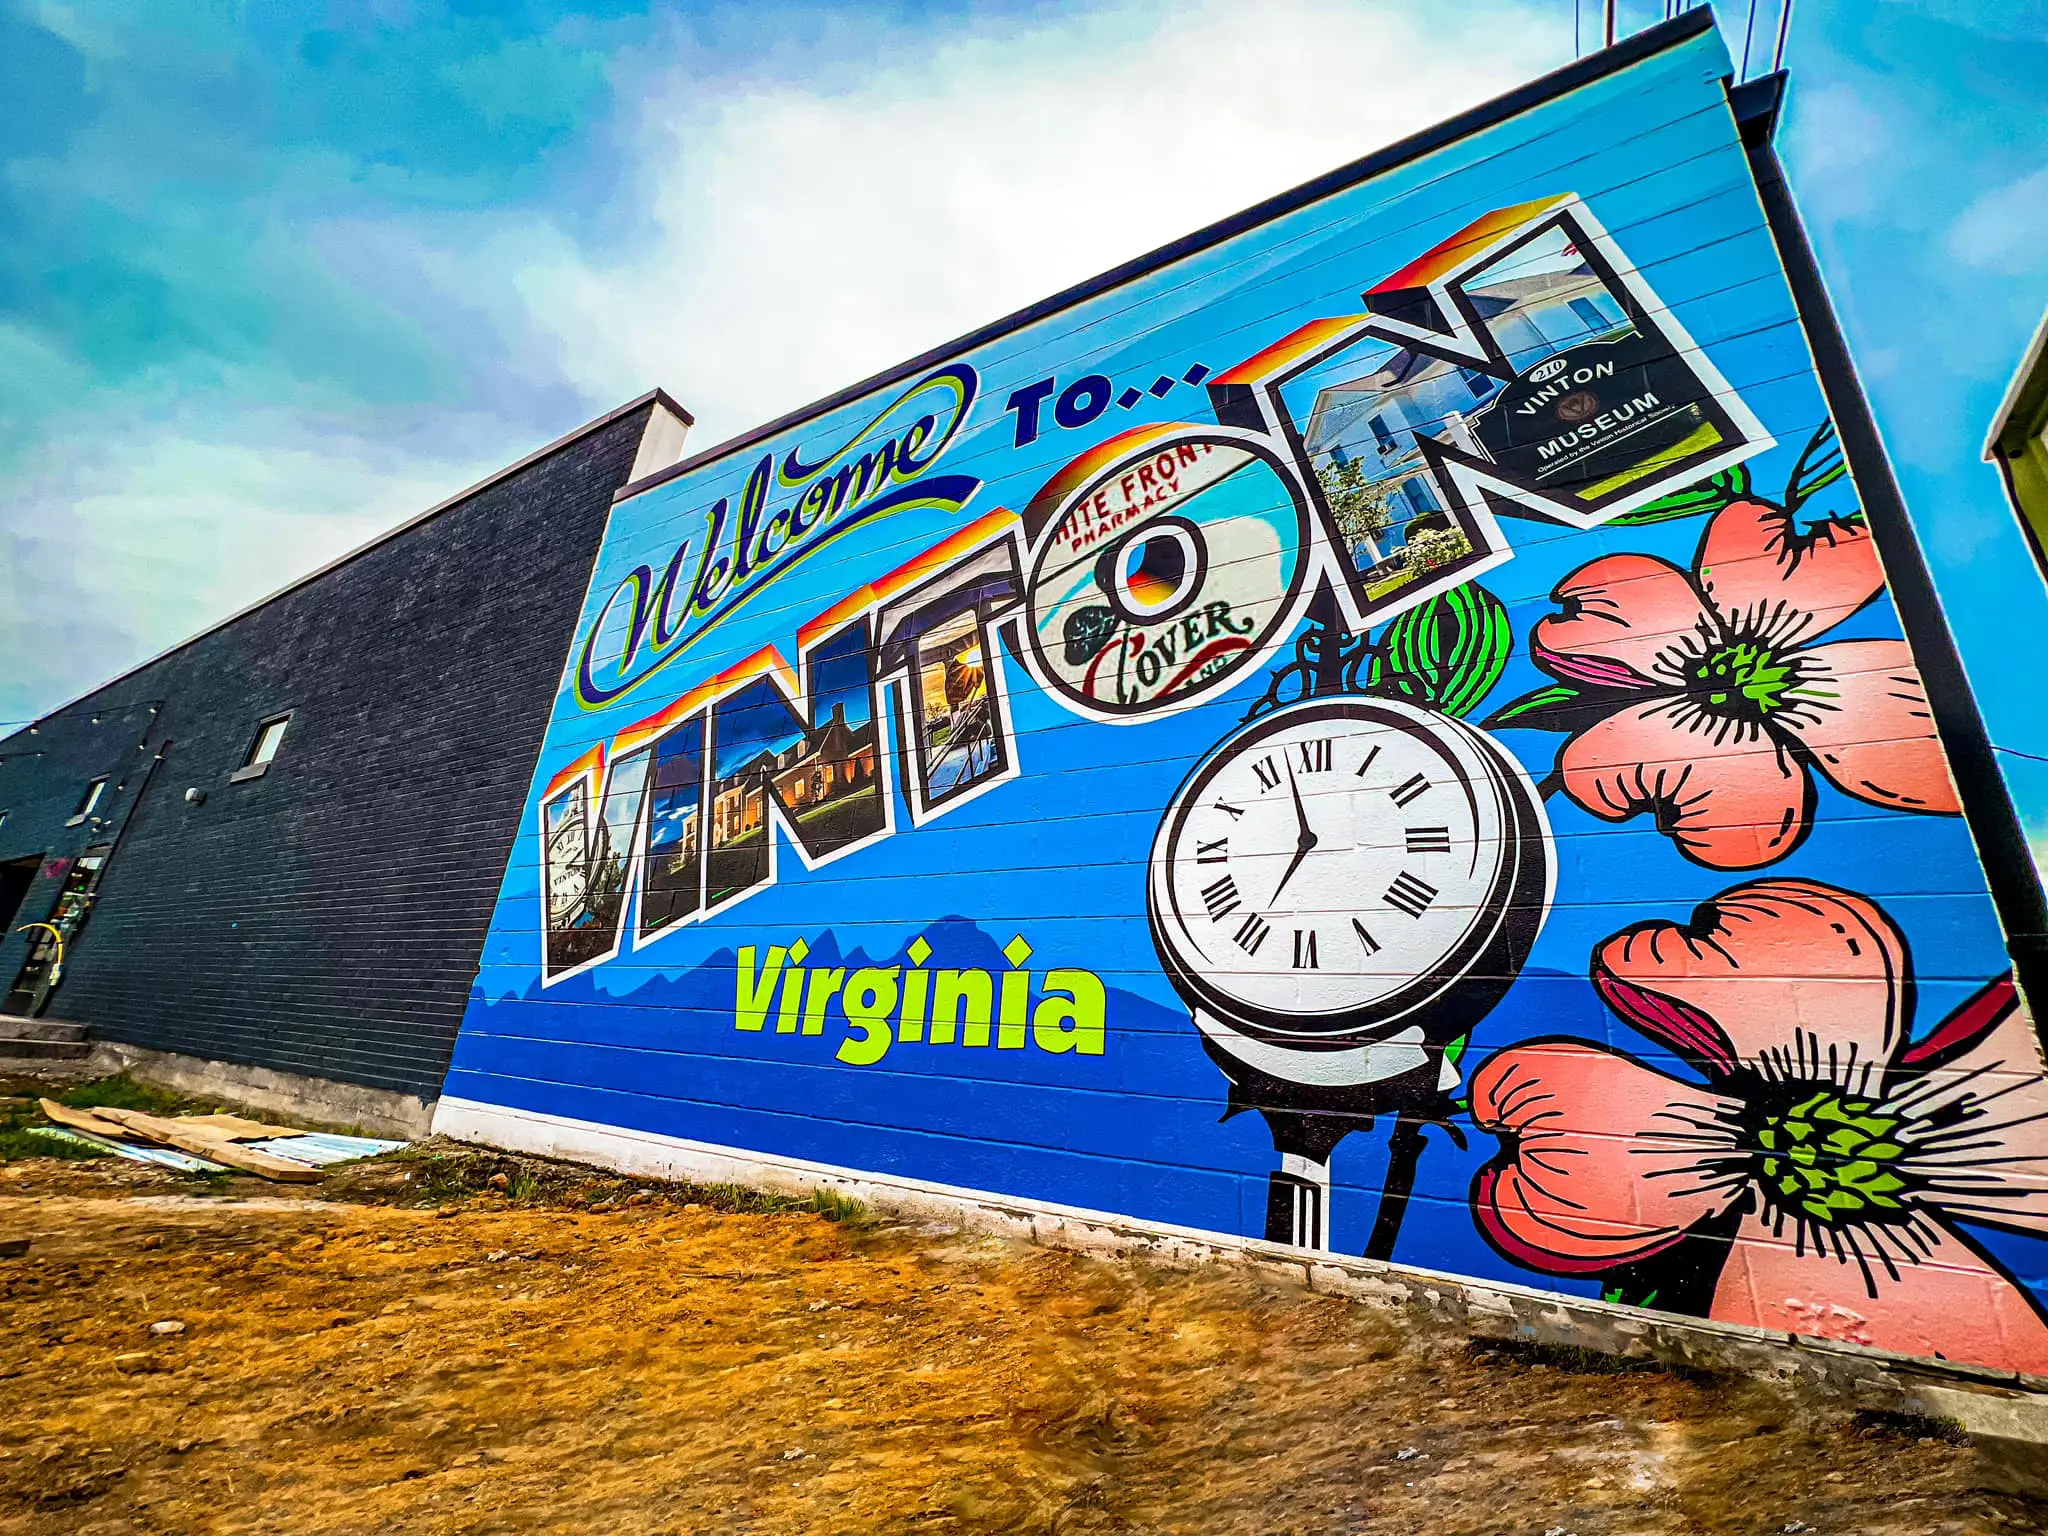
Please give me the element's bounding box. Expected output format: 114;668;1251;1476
90;1109;322;1182
171;1112;305;1142
39;1099;135;1139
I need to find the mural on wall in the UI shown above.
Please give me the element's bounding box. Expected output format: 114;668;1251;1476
442;23;2048;1377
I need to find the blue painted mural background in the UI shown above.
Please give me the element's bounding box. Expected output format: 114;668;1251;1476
444;27;2048;1373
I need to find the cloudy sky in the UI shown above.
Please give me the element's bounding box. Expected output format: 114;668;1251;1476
3;0;2045;820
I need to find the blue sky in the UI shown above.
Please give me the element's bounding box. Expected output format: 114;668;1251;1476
2;0;2044;844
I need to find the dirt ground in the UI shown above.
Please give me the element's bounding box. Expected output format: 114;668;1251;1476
0;1140;2042;1536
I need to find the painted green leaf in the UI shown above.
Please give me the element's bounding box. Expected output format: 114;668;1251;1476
1606;462;1751;526
1784;419;1847;514
1368;582;1511;718
1483;682;1584;730
1601;1284;1662;1309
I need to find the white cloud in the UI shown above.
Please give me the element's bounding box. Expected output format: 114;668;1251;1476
1784;81;1895;224
0;405;496;720
1948;164;2048;276
509;0;1565;449
2;0;1565;721
1783;59;2048;503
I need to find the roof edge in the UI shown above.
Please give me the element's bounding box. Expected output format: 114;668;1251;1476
612;8;1718;505
1727;70;1787;144
1987;307;2048;460
13;388;685;734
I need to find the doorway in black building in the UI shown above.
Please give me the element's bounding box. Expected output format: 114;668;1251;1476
3;846;108;1016
0;856;38;939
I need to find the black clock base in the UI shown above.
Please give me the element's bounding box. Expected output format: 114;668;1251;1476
1257;1104;1355;1249
1252;1092;1461;1258
1266;1164;1328;1249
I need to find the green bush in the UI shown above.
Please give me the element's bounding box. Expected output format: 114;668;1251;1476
1402;526;1473;575
806;1188;867;1224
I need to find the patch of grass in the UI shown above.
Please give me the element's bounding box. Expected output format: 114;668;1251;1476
806;1188;867;1225
695;1180;814;1216
1855;1409;1971;1445
0;1123;107;1161
0;1093;107;1161
55;1074;183;1114
1469;1336;1688;1378
324;1139;875;1223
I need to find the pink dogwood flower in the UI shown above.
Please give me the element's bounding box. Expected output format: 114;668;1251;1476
1471;879;2048;1374
1529;499;1957;868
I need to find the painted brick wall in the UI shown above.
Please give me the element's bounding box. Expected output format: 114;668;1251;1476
0;402;659;1096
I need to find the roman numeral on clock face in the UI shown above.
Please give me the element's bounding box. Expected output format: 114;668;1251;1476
1252;756;1280;792
1384;871;1438;918
1355;744;1381;778
1390;773;1430;808
1200;875;1241;921
1194;837;1228;864
1233;913;1271;956
1213;800;1245;820
1405;825;1452;854
1295;738;1331;773
1292;929;1318;969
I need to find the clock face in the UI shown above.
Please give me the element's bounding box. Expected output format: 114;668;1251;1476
1148;696;1548;1046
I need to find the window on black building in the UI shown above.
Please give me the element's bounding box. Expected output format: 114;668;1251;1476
68;778;106;826
232;713;292;782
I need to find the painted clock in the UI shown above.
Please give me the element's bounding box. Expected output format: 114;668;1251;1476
1146;695;1553;1249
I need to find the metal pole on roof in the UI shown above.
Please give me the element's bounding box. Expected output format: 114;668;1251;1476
1772;0;1795;72
1741;0;1759;77
1603;0;1616;48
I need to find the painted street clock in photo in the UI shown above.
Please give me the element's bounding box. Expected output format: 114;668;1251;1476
1147;696;1553;1249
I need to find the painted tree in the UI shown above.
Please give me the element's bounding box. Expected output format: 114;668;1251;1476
1316;457;1395;554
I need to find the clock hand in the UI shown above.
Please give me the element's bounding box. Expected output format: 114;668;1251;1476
1287;758;1316;850
1270;760;1320;906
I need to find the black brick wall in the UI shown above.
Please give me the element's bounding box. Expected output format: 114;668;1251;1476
0;401;658;1097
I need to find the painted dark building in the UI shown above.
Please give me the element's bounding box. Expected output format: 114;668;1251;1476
0;391;691;1099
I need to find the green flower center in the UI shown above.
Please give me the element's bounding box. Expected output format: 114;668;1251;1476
1689;641;1796;720
1750;1089;1911;1225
